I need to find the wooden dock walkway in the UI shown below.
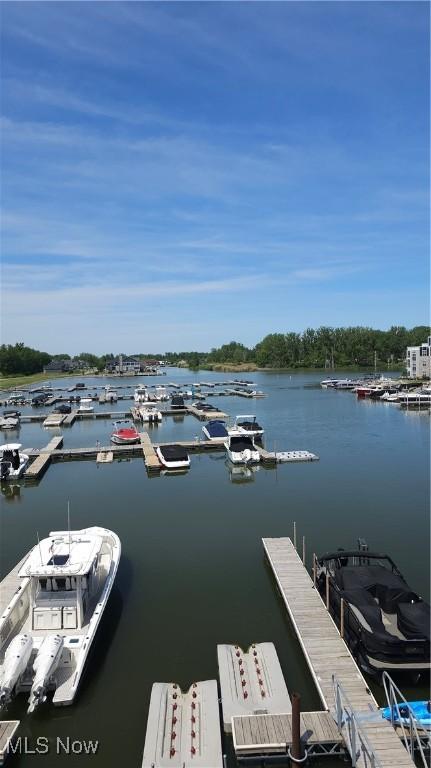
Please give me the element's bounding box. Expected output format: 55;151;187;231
140;432;162;471
0;555;29;616
24;435;64;479
262;537;415;768
232;711;343;758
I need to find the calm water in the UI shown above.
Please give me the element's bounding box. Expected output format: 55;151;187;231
1;369;429;767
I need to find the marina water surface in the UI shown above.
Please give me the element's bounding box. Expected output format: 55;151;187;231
1;369;429;767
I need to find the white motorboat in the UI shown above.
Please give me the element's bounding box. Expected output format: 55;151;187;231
0;526;120;711
154;386;169;401
224;435;260;464
156;444;190;470
134;386;149;404
77;398;93;413
230;414;264;437
320;378;340;388
138;403;163;423
0;444;29;481
0;417;20;430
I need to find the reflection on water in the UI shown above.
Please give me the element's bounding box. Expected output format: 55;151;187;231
227;461;260;484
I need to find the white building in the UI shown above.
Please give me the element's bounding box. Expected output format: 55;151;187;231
406;336;431;379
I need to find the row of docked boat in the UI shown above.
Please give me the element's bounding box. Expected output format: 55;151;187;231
321;376;431;407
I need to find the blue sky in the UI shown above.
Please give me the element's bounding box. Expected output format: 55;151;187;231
1;1;429;354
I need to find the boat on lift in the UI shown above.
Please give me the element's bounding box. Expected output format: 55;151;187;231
110;421;140;445
0;443;29;481
224;435;260;465
154;386;169;401
0;526;120;711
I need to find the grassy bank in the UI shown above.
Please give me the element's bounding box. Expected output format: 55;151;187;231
0;371;75;390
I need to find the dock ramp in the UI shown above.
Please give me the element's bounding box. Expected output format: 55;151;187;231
142;681;223;768
217;643;291;733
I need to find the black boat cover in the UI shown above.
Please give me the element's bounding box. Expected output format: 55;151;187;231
336;565;417;612
229;436;255;451
238;420;262;431
397;602;431;640
171;396;185;407
205;420;228;437
159;444;189;461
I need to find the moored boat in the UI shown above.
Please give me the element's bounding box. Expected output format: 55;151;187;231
224;435;260;465
202;420;229;441
110;420;140;445
0;443;29;480
230;414;264;437
138;403;163;423
156;444;190;470
77;398;93;413
315;543;430;679
0;526;121;711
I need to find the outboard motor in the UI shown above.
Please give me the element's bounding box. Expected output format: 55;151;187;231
11;450;20;471
28;635;64;713
0;634;33;709
1;461;10;481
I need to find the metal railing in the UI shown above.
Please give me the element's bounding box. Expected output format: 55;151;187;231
382;671;430;767
333;675;383;768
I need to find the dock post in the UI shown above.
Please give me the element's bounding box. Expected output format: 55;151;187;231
326;572;330;609
293;521;297;550
312;553;316;587
340;597;345;638
302;535;305;565
290;692;303;763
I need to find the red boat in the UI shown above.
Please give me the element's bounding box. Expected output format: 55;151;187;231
110;421;140;445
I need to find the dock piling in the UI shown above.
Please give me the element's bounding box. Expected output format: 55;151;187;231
290;692;303;763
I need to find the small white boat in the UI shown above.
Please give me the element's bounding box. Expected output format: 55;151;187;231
0;526;120;711
110;421;140;445
156;444;190;470
224;435;260;464
77;398;93;413
320;378;340;388
154;386;169;401
138;403;163;423
134;386;149;404
0;417;20;430
230;414;264;437
0;443;29;480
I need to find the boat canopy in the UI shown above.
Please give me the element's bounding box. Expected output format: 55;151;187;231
206;420;228;437
229;436;256;451
19;532;103;578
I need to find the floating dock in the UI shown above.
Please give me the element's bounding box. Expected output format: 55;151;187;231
142;681;223;768
257;447;319;463
43;413;65;427
186;405;228;421
232;711;344;759
261;537;415;768
140;432;162;471
0;721;20;766
24;435;64;479
217;643;291;733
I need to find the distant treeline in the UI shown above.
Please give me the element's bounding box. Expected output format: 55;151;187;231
1;326;429;376
165;326;430;369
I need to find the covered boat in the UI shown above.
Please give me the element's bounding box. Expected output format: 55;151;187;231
202;420;228;441
156;444;190;470
0;443;29;480
138;403;162;423
171;395;185;409
316;545;430;679
0;526;120;711
224;435;260;465
110;421;140;445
